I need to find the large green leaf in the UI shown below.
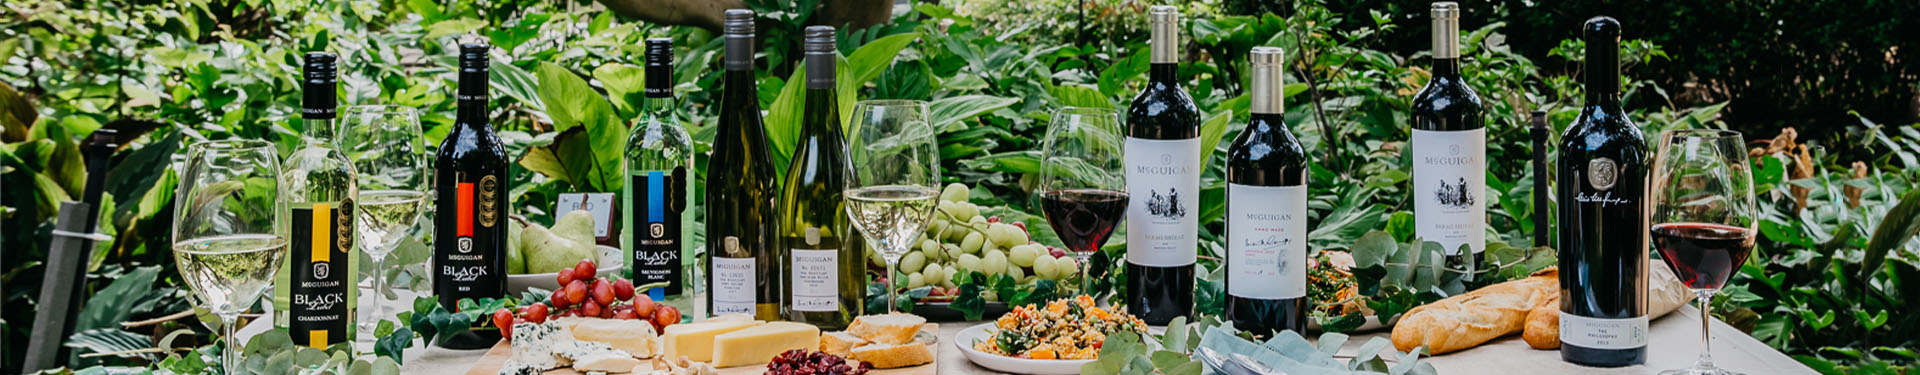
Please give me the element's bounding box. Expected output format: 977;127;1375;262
1049;84;1111;109
929;95;1018;131
1197;110;1234;168
532;62;624;192
592;63;647;120
76;266;161;331
1859;188;1920;280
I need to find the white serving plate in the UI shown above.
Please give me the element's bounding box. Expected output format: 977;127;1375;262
954;322;1162;375
506;245;624;294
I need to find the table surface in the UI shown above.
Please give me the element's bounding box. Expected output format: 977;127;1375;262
245;291;1816;375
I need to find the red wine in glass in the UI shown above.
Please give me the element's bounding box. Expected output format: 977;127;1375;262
1652;222;1755;290
1040;189;1129;254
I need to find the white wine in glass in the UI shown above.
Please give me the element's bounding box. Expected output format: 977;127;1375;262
176;234;291;314
844;99;940;314
172;139;288;375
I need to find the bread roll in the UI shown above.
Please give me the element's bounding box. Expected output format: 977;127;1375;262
1523;259;1693;349
1390;269;1559;354
847;313;926;345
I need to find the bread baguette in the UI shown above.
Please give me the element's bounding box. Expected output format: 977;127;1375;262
1522;259;1693;349
849;343;934;369
1390;268;1559;354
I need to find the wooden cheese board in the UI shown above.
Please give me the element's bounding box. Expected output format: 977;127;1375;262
466;324;939;375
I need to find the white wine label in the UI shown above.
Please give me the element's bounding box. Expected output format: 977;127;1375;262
710;257;757;315
1411;128;1486;255
1226;184;1307;300
1559;314;1648;350
629;169;688;298
1124;137;1201;267
556;193;616;237
290;202;353;348
790;249;840;312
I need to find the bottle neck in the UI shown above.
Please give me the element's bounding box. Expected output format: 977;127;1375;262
1431;58;1461;78
643;93;673;115
302;117;336;144
456;98;489;131
1149;63;1179;87
1585;44;1621;107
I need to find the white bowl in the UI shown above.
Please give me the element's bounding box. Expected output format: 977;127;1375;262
506;245;624;294
954;322;1163;374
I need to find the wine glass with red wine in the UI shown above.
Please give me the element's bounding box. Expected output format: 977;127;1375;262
1650;129;1758;375
1036;107;1128;296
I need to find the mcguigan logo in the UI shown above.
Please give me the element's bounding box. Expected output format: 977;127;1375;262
1424;145;1476;166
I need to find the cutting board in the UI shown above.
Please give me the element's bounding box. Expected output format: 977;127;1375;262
466;324;938;375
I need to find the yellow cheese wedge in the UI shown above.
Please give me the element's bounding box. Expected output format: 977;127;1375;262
565;317;660;359
711;321;821;368
662;320;762;362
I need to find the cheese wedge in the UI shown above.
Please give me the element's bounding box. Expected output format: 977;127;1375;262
820;331;868;357
565;318;660;359
711;321;821;368
662;320;762;362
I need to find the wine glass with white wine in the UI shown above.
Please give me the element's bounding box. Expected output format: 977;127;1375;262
338;105;429;334
172;139;290;374
844;100;941;314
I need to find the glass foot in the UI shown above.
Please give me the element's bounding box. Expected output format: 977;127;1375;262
1658;364;1742;375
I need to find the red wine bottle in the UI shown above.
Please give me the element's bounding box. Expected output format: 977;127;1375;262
1557;16;1649;367
1651;223;1754;290
1224;47;1308;337
1123;5;1200;326
433;43;508;348
707;9;782;321
1410;2;1486;264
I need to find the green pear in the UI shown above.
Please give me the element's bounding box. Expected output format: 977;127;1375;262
506;220;528;274
551;210;597;244
525;223;596;274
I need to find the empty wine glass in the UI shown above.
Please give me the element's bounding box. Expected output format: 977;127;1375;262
1650;129;1758;375
172;139;290;374
338;105;428;333
1035;107;1128;296
844;100;941;313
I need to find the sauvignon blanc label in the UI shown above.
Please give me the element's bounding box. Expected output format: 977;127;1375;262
1226;184;1306;300
1124;137;1201;267
290;202;352;348
1559;314;1648;350
1411;128;1486;255
628;168;686;298
710;255;757;315
790;248;839;312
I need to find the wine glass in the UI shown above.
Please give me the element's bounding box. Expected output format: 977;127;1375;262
1650;129;1758;375
172;139;291;374
1035;107;1128;296
844;100;941;314
338;105;428;333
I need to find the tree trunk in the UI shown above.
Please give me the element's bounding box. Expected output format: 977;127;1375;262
595;0;746;32
816;0;893;33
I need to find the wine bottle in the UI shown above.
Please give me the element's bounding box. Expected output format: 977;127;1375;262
708;9;783;321
1557;16;1649;367
1410;2;1487;264
433;43;508;348
623;38;698;317
1224;47;1308;338
779;26;864;328
1123;5;1201;326
275;51;359;348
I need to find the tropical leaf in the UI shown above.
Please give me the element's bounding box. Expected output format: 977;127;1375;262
533;62;624;192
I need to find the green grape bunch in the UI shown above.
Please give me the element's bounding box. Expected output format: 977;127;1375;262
875;183;1081;303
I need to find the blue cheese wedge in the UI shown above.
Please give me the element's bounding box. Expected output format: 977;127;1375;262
503;321;574;373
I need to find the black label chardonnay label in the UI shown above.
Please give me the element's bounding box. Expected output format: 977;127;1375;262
630;167;686;297
290;202;353;348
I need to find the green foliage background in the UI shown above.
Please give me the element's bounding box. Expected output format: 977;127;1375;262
1;0;1918;373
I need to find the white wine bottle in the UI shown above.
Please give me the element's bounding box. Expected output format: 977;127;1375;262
275;51;359;349
623;38;698;316
707;9;782;320
779;26;863;328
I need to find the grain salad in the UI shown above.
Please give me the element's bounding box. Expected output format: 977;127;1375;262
972;295;1149;360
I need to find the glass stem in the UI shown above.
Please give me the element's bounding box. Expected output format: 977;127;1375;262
221;314;241;375
1695;289;1715;368
368;255;386;328
1078;253;1093;297
886;258;900;314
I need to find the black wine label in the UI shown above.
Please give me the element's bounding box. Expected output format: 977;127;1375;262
630;167;687;298
437;171;505;309
290;202;353;348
